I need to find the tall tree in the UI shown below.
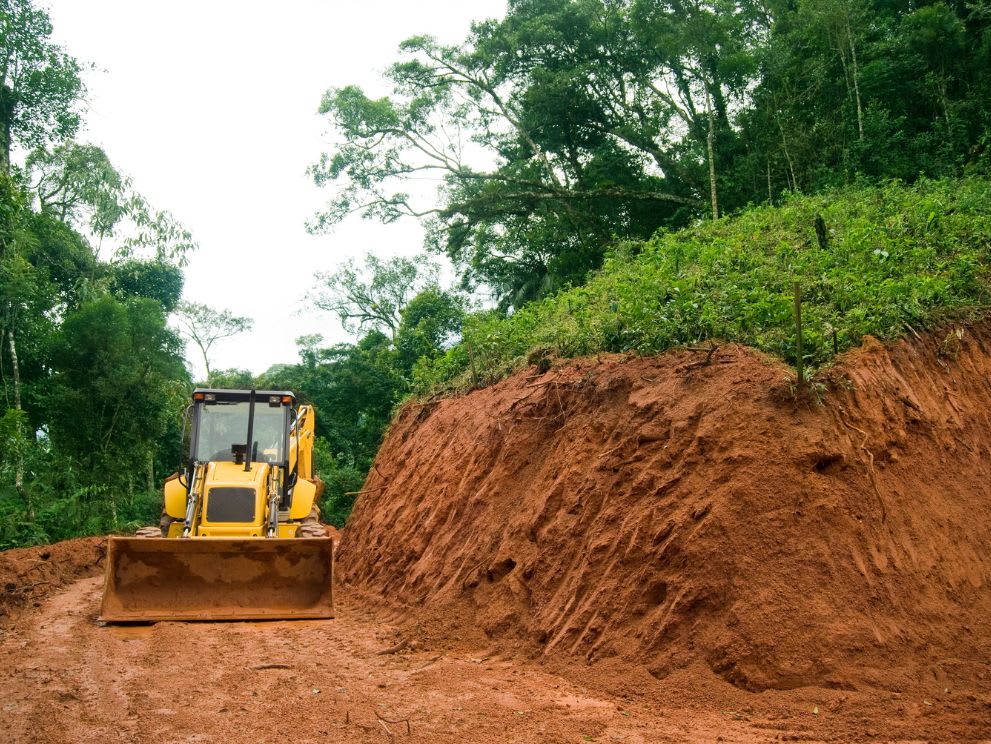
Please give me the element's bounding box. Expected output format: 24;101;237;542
25;141;199;263
0;0;83;175
0;173;34;507
174;301;253;381
394;286;465;375
107;259;184;313
24;142;126;236
310;4;702;306
48;296;188;525
313;253;438;341
626;0;762;218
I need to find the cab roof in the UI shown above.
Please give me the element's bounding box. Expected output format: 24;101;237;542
191;388;296;403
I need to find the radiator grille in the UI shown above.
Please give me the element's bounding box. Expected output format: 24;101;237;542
205;487;256;523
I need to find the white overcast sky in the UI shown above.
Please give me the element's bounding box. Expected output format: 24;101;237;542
43;0;506;380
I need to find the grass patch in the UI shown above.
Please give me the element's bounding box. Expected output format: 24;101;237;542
414;177;991;393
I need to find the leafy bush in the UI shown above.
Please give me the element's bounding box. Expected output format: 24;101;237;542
312;435;365;528
414;177;991;393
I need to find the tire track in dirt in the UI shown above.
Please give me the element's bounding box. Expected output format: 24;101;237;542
0;576;783;744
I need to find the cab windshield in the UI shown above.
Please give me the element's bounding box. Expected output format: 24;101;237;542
194;401;286;464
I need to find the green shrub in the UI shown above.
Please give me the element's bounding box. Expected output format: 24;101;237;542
414;177;991;394
312;435;366;528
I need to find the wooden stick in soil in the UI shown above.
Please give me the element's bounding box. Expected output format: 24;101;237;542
793;281;804;390
375;710;412;735
375;638;409;655
466;340;480;388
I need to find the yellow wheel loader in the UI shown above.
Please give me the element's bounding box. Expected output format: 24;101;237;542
100;389;334;622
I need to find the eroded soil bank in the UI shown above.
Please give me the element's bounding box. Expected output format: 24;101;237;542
343;324;991;701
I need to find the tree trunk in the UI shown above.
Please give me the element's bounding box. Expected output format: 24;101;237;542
846;15;865;142
777;115;798;191
0;123;9;177
8;330;21;413
0;86;13;177
0;333;8;408
937;73;952;132
147;450;155;493
7;327;32;519
195;339;212;381
706;92;719;221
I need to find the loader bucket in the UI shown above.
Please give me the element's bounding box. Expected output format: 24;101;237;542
100;536;334;622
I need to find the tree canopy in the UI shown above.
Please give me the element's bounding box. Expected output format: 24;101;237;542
312;0;991;307
175;301;253;380
0;0;83;174
312;253;440;340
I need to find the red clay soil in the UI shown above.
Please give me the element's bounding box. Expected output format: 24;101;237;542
3;328;991;742
0;536;105;622
1;547;987;742
5;575;722;744
342;324;991;706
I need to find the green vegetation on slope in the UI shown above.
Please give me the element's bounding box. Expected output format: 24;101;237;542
413;178;991;393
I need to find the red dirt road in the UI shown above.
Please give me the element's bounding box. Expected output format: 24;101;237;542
2;572;989;743
1;576;737;744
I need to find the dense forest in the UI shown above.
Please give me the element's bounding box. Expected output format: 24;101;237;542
0;0;200;546
2;0;990;547
312;0;991;305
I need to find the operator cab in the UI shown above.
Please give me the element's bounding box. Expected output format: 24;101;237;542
189;388;296;467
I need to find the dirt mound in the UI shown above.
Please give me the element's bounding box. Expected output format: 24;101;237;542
341;326;991;692
0;536;105;622
0;524;343;624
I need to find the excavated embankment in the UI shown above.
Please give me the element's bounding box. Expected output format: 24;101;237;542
0;536;105;622
340;326;991;692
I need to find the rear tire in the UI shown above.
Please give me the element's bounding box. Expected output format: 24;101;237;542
298;522;327;538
